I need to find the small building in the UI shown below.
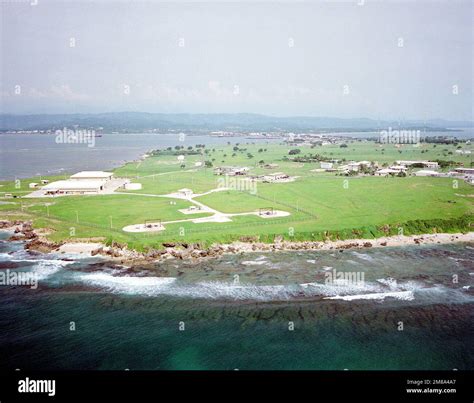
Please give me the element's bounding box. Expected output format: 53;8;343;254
29;183;39;189
124;183;142;190
453;168;474;175
178;188;193;197
455;149;472;155
375;168;400;177
320;162;333;170
341;161;372;172
40;179;49;185
70;171;114;181
388;165;407;172
262;172;290;182
4;193;13;198
413;170;441;177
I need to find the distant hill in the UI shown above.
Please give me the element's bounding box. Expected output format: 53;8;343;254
0;112;472;132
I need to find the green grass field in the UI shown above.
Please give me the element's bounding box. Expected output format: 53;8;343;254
1;141;473;249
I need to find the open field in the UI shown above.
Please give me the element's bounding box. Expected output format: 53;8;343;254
1;141;473;249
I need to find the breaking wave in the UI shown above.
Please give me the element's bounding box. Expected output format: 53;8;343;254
75;272;435;302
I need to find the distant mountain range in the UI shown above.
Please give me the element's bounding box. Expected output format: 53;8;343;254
0;112;472;132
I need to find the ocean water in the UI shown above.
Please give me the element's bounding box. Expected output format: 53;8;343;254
0;231;472;370
0;133;277;180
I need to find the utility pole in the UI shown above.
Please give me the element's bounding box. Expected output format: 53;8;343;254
109;216;113;229
75;211;79;223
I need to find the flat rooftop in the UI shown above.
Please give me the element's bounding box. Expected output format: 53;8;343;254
70;171;113;179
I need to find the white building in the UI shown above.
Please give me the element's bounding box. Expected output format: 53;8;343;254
375;168;400;176
413;170;441;177
320;162;333;170
262;172;290;182
389;165;407;172
42;179;106;195
341;161;372;172
214;166;249;176
40;171;113;195
455;149;472;155
124;183;142;190
396;160;439;169
453;168;474;175
70;171;114;180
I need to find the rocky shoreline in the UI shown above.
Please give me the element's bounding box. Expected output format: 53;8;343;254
1;219;473;265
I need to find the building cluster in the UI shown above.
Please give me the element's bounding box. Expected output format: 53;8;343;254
313;158;473;184
213;165;295;183
375;160;439;177
213;166;250;176
286;133;350;147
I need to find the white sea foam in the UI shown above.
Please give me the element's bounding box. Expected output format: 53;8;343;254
376;277;398;290
300;281;381;297
326;291;415;301
321;266;333;271
241;260;267;266
76;272;430;302
78;272;177;295
179;281;290;300
351;251;375;261
31;260;73;280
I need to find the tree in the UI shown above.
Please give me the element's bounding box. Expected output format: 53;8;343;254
204;161;213;168
288;149;301;155
340;144;348;148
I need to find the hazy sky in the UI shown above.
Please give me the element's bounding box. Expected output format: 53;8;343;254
1;0;472;120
